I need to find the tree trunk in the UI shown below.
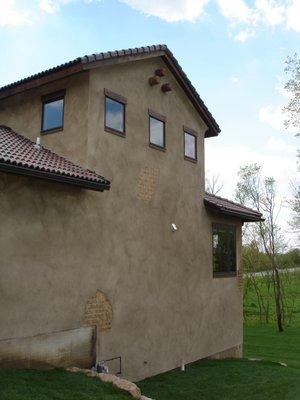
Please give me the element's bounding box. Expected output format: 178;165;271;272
274;268;284;332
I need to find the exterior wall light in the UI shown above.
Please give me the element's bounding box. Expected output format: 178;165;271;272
171;223;178;232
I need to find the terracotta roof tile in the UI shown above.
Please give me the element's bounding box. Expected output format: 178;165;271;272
204;192;263;222
0;125;110;191
0;44;220;137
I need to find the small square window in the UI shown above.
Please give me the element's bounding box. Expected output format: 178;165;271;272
149;116;165;149
42;93;65;133
105;97;125;135
184;131;197;161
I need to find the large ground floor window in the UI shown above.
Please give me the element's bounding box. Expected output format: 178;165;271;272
212;223;237;277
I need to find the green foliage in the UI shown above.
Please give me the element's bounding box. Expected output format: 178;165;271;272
278;248;300;269
284;53;300;136
289;184;300;239
242;243;269;272
243;246;300;272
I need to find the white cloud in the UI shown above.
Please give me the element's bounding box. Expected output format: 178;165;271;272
0;0;31;26
39;0;59;14
259;104;286;131
119;0;210;22
255;0;285;26
234;29;256;42
39;0;86;14
286;0;300;32
259;102;298;133
217;0;256;24
230;76;240;83
2;0;300;41
266;136;296;155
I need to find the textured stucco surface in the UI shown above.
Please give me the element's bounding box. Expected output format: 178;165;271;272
0;56;243;381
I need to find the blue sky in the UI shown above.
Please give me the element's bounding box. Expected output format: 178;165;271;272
0;0;299;244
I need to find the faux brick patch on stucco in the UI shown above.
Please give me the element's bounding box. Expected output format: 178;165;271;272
84;291;112;331
137;166;159;202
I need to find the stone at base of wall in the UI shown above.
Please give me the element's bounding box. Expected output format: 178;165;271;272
208;344;243;360
67;367;148;399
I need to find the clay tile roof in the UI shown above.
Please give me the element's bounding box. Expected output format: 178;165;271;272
204;192;263;222
0;44;220;138
0;125;110;192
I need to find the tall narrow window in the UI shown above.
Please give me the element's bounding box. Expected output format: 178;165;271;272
104;89;126;136
149;110;166;150
184;130;197;161
41;90;65;133
212;223;237;277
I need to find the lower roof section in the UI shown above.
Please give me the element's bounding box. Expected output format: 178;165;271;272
0;125;110;192
204;192;263;222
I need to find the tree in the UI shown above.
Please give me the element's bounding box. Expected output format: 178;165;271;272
288;182;300;241
205;174;223;195
284;53;300;136
283;54;300;236
236;164;286;332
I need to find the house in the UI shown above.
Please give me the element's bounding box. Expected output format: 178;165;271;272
0;45;262;381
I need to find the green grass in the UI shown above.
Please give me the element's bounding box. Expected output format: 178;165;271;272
0;369;130;400
138;321;300;400
244;323;300;369
139;359;300;400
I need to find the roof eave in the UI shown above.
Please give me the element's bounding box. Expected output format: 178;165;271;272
0;162;110;192
204;200;264;222
0;62;83;101
0;45;220;137
161;52;220;138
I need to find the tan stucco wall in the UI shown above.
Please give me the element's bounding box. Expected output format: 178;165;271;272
0;71;89;165
0;56;243;381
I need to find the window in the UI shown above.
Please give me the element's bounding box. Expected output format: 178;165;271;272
212;223;237;276
104;89;126;136
41;90;65;133
149;110;166;150
184;130;197;161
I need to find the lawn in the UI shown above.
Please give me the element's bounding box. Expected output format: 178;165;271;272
0;368;131;400
244;323;300;369
139;359;300;400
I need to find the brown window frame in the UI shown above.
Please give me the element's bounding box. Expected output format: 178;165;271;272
148;109;166;151
212;223;237;278
104;88;127;138
183;126;197;163
41;89;66;135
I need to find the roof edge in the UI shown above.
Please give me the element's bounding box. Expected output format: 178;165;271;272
0;44;220;137
204;193;264;223
0;162;110;192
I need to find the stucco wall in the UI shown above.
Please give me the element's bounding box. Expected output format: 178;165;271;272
0;71;89;165
0;56;243;381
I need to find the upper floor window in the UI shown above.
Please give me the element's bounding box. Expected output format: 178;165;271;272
149;109;166;150
41;90;65;133
184;129;197;161
104;89;126;136
212;223;237;277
